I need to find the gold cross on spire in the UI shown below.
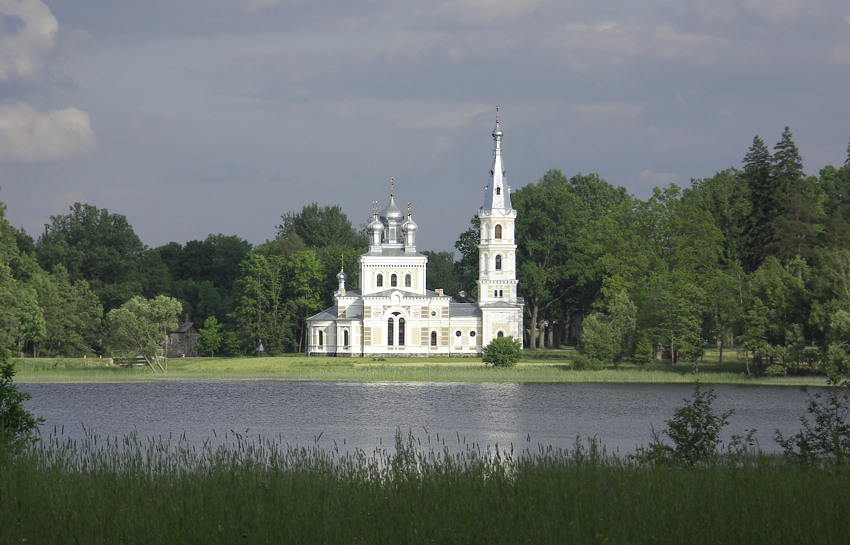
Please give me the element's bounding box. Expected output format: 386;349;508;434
496;104;500;123
390;177;395;197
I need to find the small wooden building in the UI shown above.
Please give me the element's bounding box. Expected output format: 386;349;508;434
167;316;198;357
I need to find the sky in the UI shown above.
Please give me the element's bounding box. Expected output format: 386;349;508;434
1;0;849;254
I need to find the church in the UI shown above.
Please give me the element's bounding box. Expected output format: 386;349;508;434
306;110;524;356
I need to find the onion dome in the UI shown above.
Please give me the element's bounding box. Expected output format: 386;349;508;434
402;203;418;234
336;268;347;283
368;214;384;235
380;195;404;222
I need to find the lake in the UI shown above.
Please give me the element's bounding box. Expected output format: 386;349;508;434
21;381;821;455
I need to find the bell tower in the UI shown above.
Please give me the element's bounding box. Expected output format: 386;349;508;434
477;107;523;344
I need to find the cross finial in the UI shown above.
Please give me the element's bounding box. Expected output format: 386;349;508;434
407;202;412;217
341;254;344;270
390;177;395;197
496;104;499;124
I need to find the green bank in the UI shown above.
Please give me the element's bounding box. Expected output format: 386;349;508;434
12;349;829;385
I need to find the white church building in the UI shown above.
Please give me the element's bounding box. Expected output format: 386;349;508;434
306;110;524;356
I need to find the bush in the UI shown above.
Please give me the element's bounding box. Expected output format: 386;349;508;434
633;332;653;366
0;348;42;448
571;353;604;371
482;336;522;367
764;364;786;377
775;386;850;466
634;383;738;466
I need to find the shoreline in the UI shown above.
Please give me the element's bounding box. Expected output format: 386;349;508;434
11;354;830;386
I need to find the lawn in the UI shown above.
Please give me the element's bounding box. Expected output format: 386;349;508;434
11;349;830;385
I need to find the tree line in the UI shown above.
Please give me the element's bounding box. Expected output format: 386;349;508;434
1;126;849;376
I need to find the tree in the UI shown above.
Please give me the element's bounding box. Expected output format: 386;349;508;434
230;252;292;354
482;336;522;367
741;135;775;271
105;295;182;372
278;203;366;249
196;316;223;357
424;250;462;295
0;348;42;448
453;216;480;297
35;203;167;310
285;251;325;353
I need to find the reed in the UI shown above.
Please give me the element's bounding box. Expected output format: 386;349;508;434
1;429;847;544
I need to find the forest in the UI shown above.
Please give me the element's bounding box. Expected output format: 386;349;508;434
1;126;849;377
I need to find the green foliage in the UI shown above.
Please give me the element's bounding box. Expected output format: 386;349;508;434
34;202;166;310
482;336;522;367
633;332;653;365
196;316;223;357
0;348;42;447
570;353;604;371
775;385;850;466
105;295;182;372
635;384;736;466
277;203;366;249
578;313;618;363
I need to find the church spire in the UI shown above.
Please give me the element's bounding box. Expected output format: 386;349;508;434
483;105;510;211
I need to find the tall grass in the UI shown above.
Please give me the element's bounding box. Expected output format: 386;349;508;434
2;429;847;544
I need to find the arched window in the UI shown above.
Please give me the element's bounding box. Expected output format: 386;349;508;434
430;331;437;346
495;224;502;239
496;186;501;195
391;274;398;287
398;317;405;346
495;255;502;270
343;330;349;346
318;330;324;346
497;331;504;338
405;273;411;287
387;318;394;346
377;273;383;287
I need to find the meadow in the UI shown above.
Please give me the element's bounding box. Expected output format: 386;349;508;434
11;349;830;386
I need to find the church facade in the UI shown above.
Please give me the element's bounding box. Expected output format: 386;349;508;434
306;111;523;356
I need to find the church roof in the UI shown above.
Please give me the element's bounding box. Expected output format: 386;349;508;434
307;306;338;321
449;302;482;317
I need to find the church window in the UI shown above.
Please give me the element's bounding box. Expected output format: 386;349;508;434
343;330;349;347
318;330;324;346
496;187;501;195
405;273;411;287
470;331;476;338
377;274;383;287
388;318;394;346
497;331;504;338
430;331;437;346
495;255;502;270
495;224;502;239
455;330;462;337
398;317;405;345
391;274;398;287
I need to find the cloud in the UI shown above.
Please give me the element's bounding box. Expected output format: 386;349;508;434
0;102;96;163
0;0;58;81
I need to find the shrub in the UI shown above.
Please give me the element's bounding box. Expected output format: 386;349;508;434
571;353;604;371
775;385;850;466
482;336;522;367
634;383;736;466
0;348;42;448
764;364;786;377
633;332;653;366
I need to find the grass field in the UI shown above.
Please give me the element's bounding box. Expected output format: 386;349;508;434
11;349;830;385
2;429;847;544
